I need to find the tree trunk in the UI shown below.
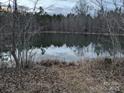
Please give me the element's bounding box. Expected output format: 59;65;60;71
11;50;19;68
11;0;20;68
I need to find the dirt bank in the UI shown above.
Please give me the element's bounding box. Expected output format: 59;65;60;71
0;60;124;93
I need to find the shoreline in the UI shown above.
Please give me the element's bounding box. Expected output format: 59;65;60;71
3;31;124;36
30;31;124;36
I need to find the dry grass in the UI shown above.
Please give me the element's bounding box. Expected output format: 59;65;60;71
0;59;124;93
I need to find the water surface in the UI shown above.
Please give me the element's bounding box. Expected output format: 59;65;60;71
1;33;124;62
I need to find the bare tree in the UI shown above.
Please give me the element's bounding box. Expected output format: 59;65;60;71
0;0;40;68
105;14;122;57
10;0;20;68
74;0;89;15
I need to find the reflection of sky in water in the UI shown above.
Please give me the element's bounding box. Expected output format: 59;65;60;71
29;44;80;62
1;43;124;63
26;43;124;62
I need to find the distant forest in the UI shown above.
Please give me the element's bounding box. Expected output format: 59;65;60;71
1;0;124;34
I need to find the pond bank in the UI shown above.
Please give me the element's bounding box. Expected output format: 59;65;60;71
0;60;124;93
30;31;124;36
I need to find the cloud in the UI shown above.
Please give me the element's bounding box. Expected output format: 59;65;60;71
17;0;78;14
0;0;78;14
1;0;122;15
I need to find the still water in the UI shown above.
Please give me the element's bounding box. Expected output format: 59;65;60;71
1;33;124;62
29;33;124;62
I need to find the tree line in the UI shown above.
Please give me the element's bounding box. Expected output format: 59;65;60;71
1;0;124;34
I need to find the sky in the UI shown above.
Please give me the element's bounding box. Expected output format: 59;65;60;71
0;0;123;15
0;0;79;14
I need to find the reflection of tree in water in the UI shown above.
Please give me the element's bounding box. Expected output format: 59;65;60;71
29;33;124;56
41;47;45;55
73;43;121;57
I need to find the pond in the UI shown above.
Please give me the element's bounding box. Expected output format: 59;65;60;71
29;33;124;62
1;33;124;62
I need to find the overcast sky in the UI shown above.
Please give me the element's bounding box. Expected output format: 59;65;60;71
0;0;123;15
0;0;79;14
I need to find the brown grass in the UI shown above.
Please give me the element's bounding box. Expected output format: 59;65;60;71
0;59;124;93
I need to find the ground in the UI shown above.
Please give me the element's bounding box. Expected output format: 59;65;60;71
0;59;124;93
